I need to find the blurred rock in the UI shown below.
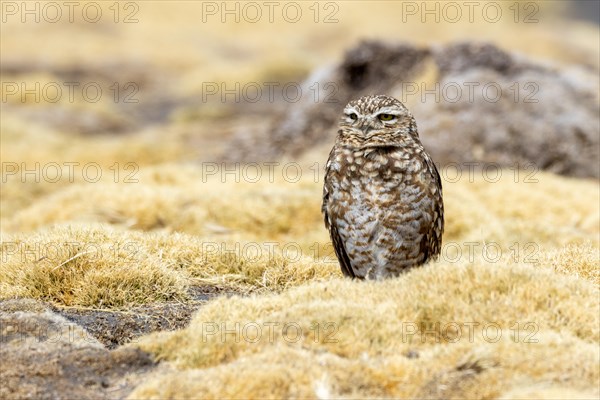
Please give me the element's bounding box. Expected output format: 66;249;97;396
226;41;600;178
416;42;599;178
225;41;430;162
434;42;530;75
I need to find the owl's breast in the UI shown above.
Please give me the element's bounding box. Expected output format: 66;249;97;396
324;145;440;278
327;146;430;199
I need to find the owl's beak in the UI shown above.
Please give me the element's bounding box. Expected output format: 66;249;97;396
358;119;375;135
362;126;375;135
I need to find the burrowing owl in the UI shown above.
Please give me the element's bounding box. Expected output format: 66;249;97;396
322;95;443;279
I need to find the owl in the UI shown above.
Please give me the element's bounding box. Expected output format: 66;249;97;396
322;95;444;279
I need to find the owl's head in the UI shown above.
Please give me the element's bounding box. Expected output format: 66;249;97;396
337;95;419;148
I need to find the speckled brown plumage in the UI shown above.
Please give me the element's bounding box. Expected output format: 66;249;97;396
322;95;444;279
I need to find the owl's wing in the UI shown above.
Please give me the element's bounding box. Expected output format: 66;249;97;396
421;154;444;262
322;185;356;278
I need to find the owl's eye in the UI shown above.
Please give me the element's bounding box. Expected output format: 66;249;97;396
378;113;395;121
347;113;358;121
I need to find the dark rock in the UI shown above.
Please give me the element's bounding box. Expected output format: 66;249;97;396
340;40;431;91
416;43;599;178
225;41;429;162
224;41;600;178
433;42;530;75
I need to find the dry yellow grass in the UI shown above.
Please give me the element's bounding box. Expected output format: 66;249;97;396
129;258;599;398
3;164;325;248
0;225;189;307
542;244;600;285
3;154;596;397
2;165;598;305
0;116;189;221
5;163;597;246
0;223;340;305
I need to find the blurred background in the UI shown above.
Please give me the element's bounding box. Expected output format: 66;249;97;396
1;0;599;221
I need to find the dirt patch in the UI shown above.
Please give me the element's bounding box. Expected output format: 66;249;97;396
51;286;236;349
0;287;240;398
1;345;155;399
52;303;198;350
0;299;155;399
